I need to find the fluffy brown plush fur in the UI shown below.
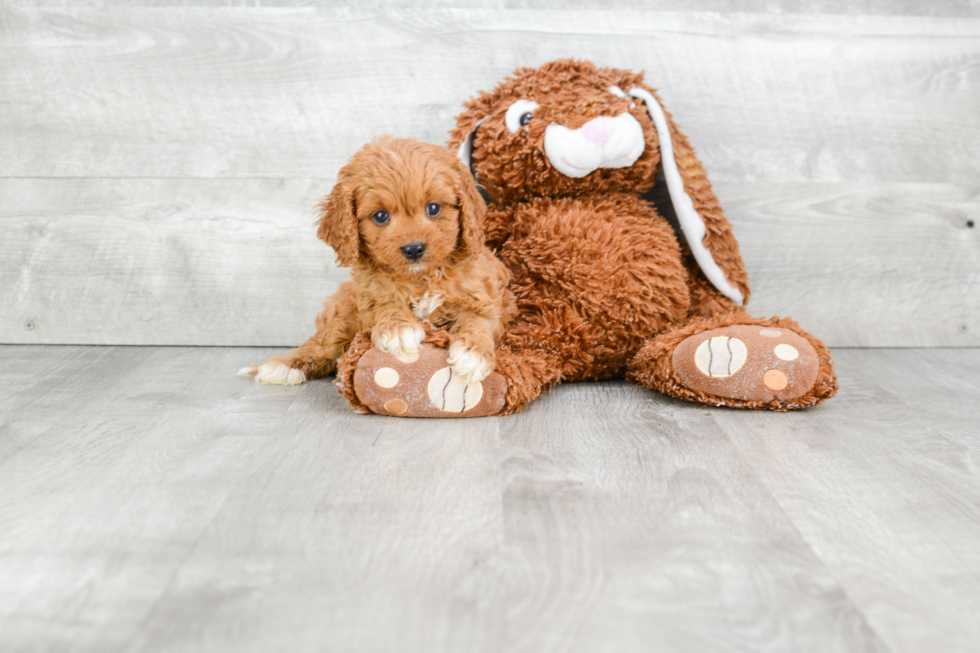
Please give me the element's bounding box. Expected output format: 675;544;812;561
241;137;514;386
430;59;834;412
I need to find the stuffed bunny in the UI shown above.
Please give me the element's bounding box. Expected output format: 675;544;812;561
339;59;837;416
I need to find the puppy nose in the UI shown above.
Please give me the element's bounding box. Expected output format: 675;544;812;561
401;242;426;261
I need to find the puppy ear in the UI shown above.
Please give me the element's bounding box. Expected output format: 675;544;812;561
316;168;359;268
628;83;751;306
448;91;495;168
452;156;487;256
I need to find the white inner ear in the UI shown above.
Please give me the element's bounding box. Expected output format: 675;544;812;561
628;86;744;306
457;116;488;167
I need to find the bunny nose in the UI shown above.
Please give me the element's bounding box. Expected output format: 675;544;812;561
580;116;615;147
401;242;426;261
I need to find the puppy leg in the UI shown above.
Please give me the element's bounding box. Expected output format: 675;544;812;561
447;314;497;384
240;282;358;385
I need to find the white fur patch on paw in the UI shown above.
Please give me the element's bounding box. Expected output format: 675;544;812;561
694;336;747;378
374;325;426;357
447;341;492;384
427;367;483;413
254;362;307;386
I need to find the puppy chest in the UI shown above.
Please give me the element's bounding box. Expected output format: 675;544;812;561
411;291;447;324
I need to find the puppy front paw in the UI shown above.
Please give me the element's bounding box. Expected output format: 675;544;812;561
372;323;426;359
239;362;307;386
447;339;495;384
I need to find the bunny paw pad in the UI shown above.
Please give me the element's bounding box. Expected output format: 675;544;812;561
352;344;506;418
672;325;819;403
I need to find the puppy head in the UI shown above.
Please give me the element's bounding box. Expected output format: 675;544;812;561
317;136;486;274
448;59;664;204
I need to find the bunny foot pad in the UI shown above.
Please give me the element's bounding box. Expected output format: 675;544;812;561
352;343;506;417
672;325;819;403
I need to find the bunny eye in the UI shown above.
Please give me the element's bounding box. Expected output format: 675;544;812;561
371;210;389;225
505;99;540;133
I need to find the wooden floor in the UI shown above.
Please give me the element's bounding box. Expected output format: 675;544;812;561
0;346;977;652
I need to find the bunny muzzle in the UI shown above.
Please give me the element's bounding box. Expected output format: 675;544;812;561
543;112;645;179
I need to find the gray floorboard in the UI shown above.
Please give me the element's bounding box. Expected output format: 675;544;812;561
0;346;978;652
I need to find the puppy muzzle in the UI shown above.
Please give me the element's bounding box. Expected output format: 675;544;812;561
401;242;426;262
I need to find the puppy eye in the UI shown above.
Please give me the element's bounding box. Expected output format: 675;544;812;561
425;202;441;217
505;99;540;133
371;210;389;225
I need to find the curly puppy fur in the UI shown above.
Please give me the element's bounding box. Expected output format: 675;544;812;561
241;137;514;386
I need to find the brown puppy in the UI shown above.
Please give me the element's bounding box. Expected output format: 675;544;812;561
240;137;514;386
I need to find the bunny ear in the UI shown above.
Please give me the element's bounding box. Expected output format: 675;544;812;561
448;92;496;168
456;116;488;167
629;85;750;306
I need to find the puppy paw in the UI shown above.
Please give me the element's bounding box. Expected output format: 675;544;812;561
372;323;426;359
240;362;307;386
447;340;494;384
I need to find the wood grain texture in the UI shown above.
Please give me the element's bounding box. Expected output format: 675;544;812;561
717;348;980;653
1;8;978;184
722;182;980;348
493;384;887;653
0;177;342;346
10;1;980;15
0;345;296;652
1;344;978;651
123;381;507;653
2;179;976;347
2;6;977;348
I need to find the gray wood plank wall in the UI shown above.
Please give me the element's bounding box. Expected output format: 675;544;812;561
2;3;978;346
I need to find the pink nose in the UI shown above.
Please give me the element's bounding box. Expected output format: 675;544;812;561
580;116;615;147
